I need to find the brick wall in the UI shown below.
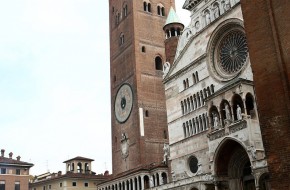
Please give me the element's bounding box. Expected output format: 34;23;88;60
240;0;290;189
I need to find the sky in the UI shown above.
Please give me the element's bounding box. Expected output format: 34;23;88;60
0;1;190;175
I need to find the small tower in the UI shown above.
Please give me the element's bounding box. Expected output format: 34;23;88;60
163;7;184;65
63;156;94;174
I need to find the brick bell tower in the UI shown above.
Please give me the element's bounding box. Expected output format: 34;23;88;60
109;0;173;176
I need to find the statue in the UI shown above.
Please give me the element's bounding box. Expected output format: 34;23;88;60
224;103;231;120
237;105;242;120
212;4;220;19
163;144;170;164
163;62;170;78
247;146;257;160
224;0;231;11
213;113;219;129
205;11;211;25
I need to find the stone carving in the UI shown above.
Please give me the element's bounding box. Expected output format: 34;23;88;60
224;103;231;120
195;21;200;31
247;145;257;160
229;120;247;134
163;143;170;164
194;163;203;175
205;11;211;25
163;62;170;78
121;133;129;160
213;113;220;129
212;3;220;19
237;105;242;120
203;174;214;181
224;0;231;11
208;129;226;141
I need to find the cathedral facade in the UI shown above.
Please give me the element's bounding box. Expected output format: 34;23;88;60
163;0;270;189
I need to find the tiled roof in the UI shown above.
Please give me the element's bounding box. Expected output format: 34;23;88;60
0;157;34;167
63;156;94;163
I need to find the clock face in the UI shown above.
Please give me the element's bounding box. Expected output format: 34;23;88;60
114;83;133;123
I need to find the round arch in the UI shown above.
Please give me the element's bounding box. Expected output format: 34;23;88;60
213;138;255;190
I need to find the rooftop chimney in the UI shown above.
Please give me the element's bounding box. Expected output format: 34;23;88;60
16;156;21;161
1;149;4;157
9;152;13;159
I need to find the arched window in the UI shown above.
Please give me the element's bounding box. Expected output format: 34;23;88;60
148;3;151;12
192;73;196;84
192;118;196;134
232;94;244;121
170;28;175;37
143;2;147;11
161;7;165;16
183;123;186;137
157;6;161;15
181;102;184;115
155;56;163;70
119;33;125;46
190;96;194;110
186;78;189;88
246;93;255;118
77;162;82;173
211;84;215;94
196;71;199;82
123;4;128;17
141;46;146;52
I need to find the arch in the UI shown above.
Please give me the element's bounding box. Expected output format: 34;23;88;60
192;118;197;134
192;73;196;84
155;56;163;70
144;175;150;189
67;164;71;171
209;105;219;128
214;138;255;189
119;33;125;46
259;173;271;190
77;162;82;173
148;3;151;12
170;27;175;37
161;172;167;184
143;2;147;11
71;163;74;171
245;93;255;118
141;46;146;52
84;163;90;173
232;94;244;121
134;177;138;190
195;71;199;82
123;3;128;17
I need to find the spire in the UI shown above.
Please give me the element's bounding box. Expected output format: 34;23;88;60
164;7;182;27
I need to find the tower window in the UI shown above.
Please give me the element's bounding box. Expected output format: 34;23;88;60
141;46;146;53
157;5;165;16
72;182;77;187
155;56;163;70
145;110;149;117
119;33;125;46
123;4;128;17
143;1;151;13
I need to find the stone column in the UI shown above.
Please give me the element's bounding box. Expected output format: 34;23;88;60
141;176;144;190
159;173;163;185
132;179;135;190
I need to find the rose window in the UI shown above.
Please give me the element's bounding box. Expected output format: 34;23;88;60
218;31;248;74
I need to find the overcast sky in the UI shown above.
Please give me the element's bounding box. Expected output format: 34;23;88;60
0;1;190;175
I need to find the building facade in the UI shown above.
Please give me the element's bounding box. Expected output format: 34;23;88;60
29;157;107;190
98;0;176;189
0;149;34;190
162;0;270;189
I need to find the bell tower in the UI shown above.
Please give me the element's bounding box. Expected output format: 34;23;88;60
109;0;174;176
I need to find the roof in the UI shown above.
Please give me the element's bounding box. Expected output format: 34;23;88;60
63;156;94;163
31;172;108;185
164;7;183;27
0;157;34;167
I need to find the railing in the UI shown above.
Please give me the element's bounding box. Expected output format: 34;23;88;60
208;120;247;141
